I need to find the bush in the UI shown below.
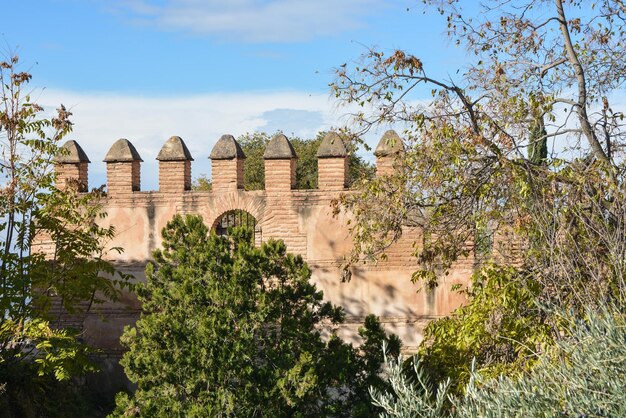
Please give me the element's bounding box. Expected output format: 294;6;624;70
418;265;552;394
458;305;626;417
371;305;626;417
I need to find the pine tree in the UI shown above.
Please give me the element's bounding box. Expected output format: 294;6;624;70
113;214;399;417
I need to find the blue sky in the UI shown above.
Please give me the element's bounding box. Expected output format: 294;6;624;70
2;0;468;189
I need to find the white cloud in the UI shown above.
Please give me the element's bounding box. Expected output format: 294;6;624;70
39;88;341;190
109;0;384;42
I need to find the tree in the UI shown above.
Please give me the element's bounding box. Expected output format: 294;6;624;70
332;0;626;304
369;342;451;418
240;131;269;190
193;131;375;191
0;55;129;416
113;214;400;417
330;0;626;402
456;305;626;417
527;115;547;165
192;174;212;191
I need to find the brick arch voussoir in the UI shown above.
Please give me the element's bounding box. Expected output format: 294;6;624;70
210;194;266;230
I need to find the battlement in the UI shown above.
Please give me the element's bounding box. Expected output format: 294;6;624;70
54;131;404;196
48;128;470;368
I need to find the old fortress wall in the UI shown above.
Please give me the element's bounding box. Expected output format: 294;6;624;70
46;130;474;373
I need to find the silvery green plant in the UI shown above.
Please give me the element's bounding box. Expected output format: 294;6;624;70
457;305;626;417
371;306;626;417
369;341;451;418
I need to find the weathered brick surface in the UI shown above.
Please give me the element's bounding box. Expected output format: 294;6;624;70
265;159;296;191
47;136;478;367
318;157;348;190
31;231;55;260
159;160;191;192
376;156;397;176
212;159;244;191
107;161;140;194
55;162;88;191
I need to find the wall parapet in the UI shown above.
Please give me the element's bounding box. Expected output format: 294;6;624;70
157;136;193;192
103;138;143;194
48;128;477;377
54;139;90;192
55;130;405;196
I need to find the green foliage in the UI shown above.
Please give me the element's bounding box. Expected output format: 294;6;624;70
0;55;129;416
292;133;322;189
527;115;547;165
240;131;270;190
191;174;212;191
458;305;626;417
33;184;129;312
418;266;551;395
0;359;97;418
370;342;450;418
113;214;399;417
193;131;374;191
371;305;626;418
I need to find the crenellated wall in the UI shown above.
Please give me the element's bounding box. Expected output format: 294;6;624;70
37;130;473;390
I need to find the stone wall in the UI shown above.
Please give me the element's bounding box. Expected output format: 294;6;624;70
38;131;474;390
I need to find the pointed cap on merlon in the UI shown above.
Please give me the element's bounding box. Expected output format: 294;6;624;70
55;140;90;163
103;138;143;162
210;134;246;160
264;133;297;159
157;136;194;161
374;130;404;157
317;132;348;158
